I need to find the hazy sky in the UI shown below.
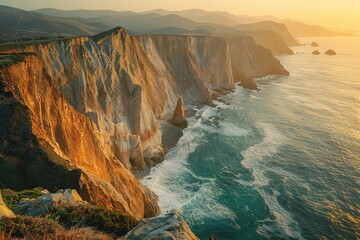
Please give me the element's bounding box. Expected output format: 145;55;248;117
1;0;360;31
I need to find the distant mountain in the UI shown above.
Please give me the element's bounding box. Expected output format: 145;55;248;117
144;9;240;26
281;20;353;37
0;5;116;43
33;7;298;47
33;8;120;19
0;5;294;54
144;9;352;38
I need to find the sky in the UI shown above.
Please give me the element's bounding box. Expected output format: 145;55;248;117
1;0;359;31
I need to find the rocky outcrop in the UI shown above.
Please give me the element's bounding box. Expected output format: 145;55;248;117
0;190;15;218
325;49;336;55
125;209;199;240
172;97;187;128
0;27;288;220
311;42;319;47
312;50;320;55
16;189;85;217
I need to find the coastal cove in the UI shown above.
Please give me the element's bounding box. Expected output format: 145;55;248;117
142;36;360;240
0;3;359;238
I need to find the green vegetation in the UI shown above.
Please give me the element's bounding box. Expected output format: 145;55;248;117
1;188;45;212
0;53;35;68
0;58;12;66
49;204;138;236
0;216;112;240
0;188;138;238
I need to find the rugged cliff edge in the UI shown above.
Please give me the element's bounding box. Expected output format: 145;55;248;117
0;27;288;221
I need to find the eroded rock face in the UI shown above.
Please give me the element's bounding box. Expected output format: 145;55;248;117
0;28;289;220
0;191;15;218
172;97;187;128
125;209;199;240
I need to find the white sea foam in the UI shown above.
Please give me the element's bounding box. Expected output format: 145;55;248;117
142;105;237;225
194;104;249;137
241;123;285;186
142;106;214;208
239;123;305;239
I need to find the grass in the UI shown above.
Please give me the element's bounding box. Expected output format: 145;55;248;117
1;188;45;212
0;53;35;69
0;216;113;240
0;58;12;65
49;204;138;236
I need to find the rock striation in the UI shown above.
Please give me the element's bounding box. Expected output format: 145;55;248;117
0;27;288;221
125;209;199;240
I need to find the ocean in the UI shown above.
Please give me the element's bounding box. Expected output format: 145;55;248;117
142;36;360;240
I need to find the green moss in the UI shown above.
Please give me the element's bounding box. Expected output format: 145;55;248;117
1;188;45;211
0;58;12;65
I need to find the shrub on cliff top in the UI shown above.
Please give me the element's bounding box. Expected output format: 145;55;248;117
1;188;45;212
0;216;112;240
49;204;139;236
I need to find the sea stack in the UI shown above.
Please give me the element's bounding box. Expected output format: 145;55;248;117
311;42;319;47
312;50;320;55
325;49;336;55
172;97;188;128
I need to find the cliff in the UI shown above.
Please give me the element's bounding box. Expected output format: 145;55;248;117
242;31;294;55
0;27;288;221
229;37;289;89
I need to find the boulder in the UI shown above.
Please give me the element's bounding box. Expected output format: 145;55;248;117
311;42;319;47
17;189;86;217
125;209;199;240
172;97;188;128
312;50;320;55
0;190;15;218
325;49;336;55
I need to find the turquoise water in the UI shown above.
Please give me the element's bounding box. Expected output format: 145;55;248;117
143;36;360;239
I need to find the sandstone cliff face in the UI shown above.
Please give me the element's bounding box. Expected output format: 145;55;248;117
135;35;234;107
0;27;288;221
0;55;160;220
